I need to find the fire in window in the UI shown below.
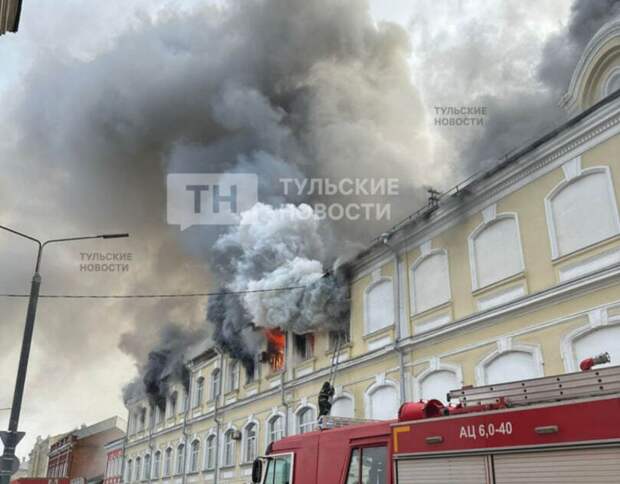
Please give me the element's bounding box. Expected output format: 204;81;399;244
263;328;285;372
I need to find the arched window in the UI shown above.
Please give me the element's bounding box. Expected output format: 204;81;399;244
222;430;236;467
545;162;620;258
563;313;620;372
189;440;200;473
175;444;185;475
469;212;524;289
364;278;394;334
226;361;239;393
138;408;146;431
297;407;315;434
478;344;543;386
331;396;354;418
267;415;284;444
210;369;221;401
126;460;133;483
152;451;161;479
163;448;172;477
411;250;451;314
366;380;399;420
419;370;459;404
194;377;204;407
143;454;151;480
205;435;216;470
604;67;620;96
243;423;258;463
134;457;141;481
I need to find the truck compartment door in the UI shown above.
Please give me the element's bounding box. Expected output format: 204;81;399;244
493;447;620;483
395;455;491;484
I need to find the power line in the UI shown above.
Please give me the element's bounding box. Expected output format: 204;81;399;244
0;285;308;299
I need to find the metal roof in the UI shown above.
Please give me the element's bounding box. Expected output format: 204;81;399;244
0;0;22;36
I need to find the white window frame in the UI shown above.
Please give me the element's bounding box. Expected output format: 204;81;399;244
265;411;286;447
468;207;526;290
410;247;452;314
204;433;217;471
175;444;185;475
226;360;239;393
544;161;620;259
475;338;544;386
412;357;463;402
221;427;237;468
210;369;221;401
194;376;205;407
294;403;317;435
152;451;161;479
189;439;200;473
561;308;619;372
330;390;355;418
163;448;172;477
364;375;400;420
363;275;395;335
242;419;259;463
603;65;620;97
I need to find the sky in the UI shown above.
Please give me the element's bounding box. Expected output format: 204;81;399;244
0;0;602;460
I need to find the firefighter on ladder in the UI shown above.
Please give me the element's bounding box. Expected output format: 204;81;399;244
318;333;343;417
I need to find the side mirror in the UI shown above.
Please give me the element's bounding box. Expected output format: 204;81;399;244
251;458;263;483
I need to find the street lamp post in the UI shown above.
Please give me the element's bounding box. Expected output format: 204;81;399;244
0;225;128;484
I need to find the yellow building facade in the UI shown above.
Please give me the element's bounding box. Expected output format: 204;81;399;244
124;18;620;484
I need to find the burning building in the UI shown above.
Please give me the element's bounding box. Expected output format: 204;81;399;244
121;6;620;484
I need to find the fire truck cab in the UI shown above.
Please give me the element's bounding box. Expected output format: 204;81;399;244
252;363;620;484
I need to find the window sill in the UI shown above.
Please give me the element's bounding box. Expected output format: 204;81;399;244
325;342;352;356
362;324;394;340
219;465;236;470
551;233;620;263
472;271;525;297
202;468;215;474
411;300;452;320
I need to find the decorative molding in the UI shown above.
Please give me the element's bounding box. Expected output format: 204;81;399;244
558;246;620;282
562;157;582;180
482;204;497;223
419;240;432;256
475;340;544;386
414;312;452;334
412;359;464;401
545;165;620;259
367;334;392;351
477;284;527;312
363;276;395;335
371;269;382;282
468;212;526;291
410;248;452;315
364;377;399;419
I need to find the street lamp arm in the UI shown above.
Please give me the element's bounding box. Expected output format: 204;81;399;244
0;225;41;247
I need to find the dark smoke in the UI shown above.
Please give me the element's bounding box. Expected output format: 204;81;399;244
122;323;204;405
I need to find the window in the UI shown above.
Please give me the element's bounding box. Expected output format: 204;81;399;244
411;251;451;313
244;423;258;462
153;451;161;479
365;278;394;334
194;377;204;407
143;454;151;480
126;460;133;483
134;457;141;482
419;370;459;403
157;403;165;424
483;351;540;385
345;446;388;484
263;454;293;484
223;430;236;467
297;407;315;434
139;408;146;431
573;325;620;370
268;415;284;444
175;444;185;474
546;165;620;258
226;361;238;393
331;396;354;418
210;369;221;400
469;214;524;289
190;440;200;473
293;333;314;362
163;448;172;476
169;392;178;417
366;384;399;420
205;435;216;470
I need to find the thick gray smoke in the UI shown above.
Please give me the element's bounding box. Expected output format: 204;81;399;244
122;323;206;406
207;204;351;367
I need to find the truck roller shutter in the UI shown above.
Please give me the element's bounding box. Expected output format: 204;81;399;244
395;455;491;484
494;447;620;483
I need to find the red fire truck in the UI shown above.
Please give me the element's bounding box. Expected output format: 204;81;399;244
251;361;620;483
